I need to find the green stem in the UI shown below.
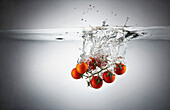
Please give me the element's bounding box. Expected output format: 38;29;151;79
85;66;108;78
84;62;115;79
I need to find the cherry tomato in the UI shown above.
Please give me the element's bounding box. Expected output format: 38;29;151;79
71;68;81;79
90;76;103;89
114;63;126;75
88;57;96;70
87;57;107;70
76;62;88;74
95;58;101;67
102;71;115;83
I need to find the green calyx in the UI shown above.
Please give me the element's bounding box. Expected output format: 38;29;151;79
93;58;99;66
79;73;83;78
106;71;115;80
95;77;102;85
115;62;125;70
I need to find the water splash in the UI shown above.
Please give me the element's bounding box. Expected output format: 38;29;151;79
78;25;146;72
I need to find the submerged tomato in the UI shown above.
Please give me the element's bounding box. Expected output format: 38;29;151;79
114;63;126;75
90;76;103;89
102;71;115;83
76;62;88;74
87;57;107;70
71;68;81;79
88;57;96;70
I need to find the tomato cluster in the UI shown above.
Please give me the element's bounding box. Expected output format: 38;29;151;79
71;57;126;89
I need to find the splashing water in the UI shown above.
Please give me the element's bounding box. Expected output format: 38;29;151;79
78;25;145;73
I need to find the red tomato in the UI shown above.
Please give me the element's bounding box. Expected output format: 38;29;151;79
95;58;101;67
102;71;115;83
71;68;81;79
88;57;96;70
87;57;107;70
114;63;126;75
90;76;103;89
76;62;88;74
